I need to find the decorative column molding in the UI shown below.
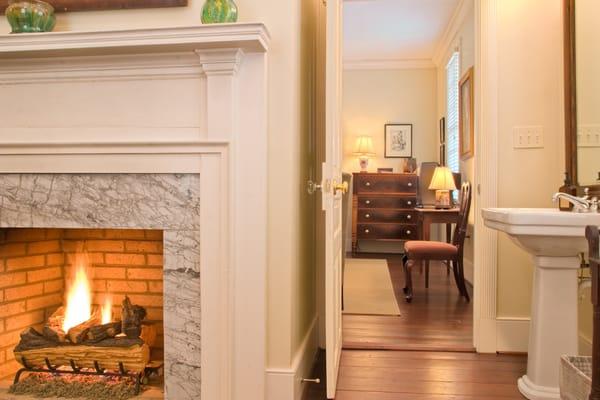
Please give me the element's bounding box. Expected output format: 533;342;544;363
197;49;243;141
473;0;499;353
197;48;244;76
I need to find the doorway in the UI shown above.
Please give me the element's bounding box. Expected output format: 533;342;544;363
338;0;476;352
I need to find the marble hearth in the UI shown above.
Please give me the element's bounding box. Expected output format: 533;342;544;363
0;174;201;399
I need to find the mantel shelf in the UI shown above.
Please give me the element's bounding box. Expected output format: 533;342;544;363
0;23;269;58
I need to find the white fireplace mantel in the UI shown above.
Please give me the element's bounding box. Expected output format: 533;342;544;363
0;24;270;400
0;23;269;57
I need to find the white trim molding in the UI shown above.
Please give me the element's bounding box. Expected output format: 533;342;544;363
343;58;435;71
496;317;530;353
266;317;319;400
0;25;270;400
473;0;499;353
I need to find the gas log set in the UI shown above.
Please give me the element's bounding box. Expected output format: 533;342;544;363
11;296;158;394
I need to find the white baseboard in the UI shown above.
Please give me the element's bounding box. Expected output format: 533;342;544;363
496;317;592;356
496;317;529;353
579;334;592;356
265;316;319;400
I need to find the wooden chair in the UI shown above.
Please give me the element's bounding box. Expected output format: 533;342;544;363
586;225;600;400
402;182;472;303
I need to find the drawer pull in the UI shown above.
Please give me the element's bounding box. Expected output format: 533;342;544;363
407;201;412;206
365;200;371;205
365;214;371;219
364;229;370;234
407;182;413;187
406;215;411;220
406;230;412;235
365;182;371;187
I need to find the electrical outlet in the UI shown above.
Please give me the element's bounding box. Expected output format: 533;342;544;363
513;126;544;149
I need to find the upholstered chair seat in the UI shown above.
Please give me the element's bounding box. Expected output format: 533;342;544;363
404;241;458;260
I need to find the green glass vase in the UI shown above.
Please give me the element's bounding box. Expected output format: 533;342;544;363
201;0;238;24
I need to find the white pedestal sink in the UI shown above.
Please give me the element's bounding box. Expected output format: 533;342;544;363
482;208;600;400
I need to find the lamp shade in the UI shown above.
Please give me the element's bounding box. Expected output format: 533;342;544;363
429;166;457;190
353;136;375;156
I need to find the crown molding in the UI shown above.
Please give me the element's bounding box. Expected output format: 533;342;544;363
433;0;472;66
343;58;435;71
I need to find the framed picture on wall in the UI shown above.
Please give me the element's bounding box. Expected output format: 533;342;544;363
384;124;413;158
439;117;446;144
440;144;446;166
459;67;475;159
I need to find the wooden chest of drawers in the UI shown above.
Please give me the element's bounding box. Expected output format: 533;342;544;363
351;172;418;253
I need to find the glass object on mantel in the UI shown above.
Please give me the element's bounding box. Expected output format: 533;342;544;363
201;0;238;24
5;0;56;33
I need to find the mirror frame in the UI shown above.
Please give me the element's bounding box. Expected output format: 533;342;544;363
563;0;600;194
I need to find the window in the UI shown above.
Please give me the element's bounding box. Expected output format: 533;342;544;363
446;52;460;174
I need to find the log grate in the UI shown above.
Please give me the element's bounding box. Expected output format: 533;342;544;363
13;356;163;395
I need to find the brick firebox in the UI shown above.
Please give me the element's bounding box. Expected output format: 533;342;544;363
0;228;164;380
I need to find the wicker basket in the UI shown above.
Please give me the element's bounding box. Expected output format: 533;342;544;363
560;355;592;400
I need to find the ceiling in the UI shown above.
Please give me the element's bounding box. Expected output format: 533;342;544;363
343;0;461;63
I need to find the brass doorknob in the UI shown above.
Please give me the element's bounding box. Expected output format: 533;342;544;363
333;181;348;194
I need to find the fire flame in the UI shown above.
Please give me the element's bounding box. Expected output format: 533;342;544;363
62;254;92;332
101;296;112;325
62;253;113;331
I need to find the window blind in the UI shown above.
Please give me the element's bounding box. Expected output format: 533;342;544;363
446;52;460;174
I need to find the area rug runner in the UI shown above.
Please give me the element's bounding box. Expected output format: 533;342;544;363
343;258;401;316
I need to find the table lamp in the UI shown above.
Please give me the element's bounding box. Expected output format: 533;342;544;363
353;136;375;172
429;166;457;209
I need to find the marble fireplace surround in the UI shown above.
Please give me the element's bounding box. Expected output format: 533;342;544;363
0;173;201;398
0;24;270;400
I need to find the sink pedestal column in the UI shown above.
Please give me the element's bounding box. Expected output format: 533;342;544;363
518;255;580;400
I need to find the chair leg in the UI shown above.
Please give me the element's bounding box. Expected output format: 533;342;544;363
425;260;430;289
458;260;470;302
451;260;461;296
403;259;414;303
402;255;408;292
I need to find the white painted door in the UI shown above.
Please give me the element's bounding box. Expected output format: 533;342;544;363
323;0;344;397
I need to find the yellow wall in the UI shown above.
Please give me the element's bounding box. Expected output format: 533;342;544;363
342;68;438;174
496;0;564;318
5;0;318;369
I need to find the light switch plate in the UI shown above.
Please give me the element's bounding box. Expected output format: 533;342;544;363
513;126;544;149
578;125;600;147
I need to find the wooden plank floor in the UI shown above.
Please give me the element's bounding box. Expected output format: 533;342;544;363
304;350;527;399
302;253;527;399
343;254;473;351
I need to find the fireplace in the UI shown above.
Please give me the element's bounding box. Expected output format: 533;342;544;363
0;24;269;400
0;173;200;399
0;227;165;393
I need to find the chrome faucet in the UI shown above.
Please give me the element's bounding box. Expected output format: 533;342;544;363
552;188;598;213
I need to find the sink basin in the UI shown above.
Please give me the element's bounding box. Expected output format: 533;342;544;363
483;208;600;255
482;207;600;400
